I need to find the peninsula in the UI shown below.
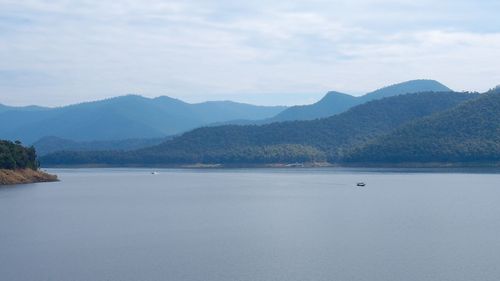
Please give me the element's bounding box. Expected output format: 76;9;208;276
0;140;57;185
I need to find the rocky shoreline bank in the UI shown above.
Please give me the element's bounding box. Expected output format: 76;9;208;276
0;169;58;185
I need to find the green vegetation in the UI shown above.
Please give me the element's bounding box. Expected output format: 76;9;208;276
33;136;171;156
265;79;451;123
40;91;480;166
344;88;500;164
42;144;326;166
0;140;38;169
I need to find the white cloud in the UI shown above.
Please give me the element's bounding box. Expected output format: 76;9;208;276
0;0;499;106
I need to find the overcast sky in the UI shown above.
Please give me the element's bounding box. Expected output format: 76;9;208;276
1;0;500;106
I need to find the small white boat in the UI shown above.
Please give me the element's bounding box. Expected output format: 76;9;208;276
151;171;159;175
356;182;366;187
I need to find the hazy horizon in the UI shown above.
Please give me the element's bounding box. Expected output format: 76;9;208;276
0;78;468;108
1;0;500;106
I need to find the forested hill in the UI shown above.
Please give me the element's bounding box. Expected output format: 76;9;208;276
265;91;359;122
33;136;170;156
261;79;451;123
40;91;479;166
344;88;500;164
0;140;38;169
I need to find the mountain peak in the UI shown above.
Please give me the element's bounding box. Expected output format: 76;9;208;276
153;95;184;102
268;80;452;123
361;79;452;101
322;91;353;99
113;94;147;100
315;91;357;106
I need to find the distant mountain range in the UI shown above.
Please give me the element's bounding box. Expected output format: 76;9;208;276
219;79;452;125
2;79;452;152
0;95;286;144
12;78;495;167
41;90;484;166
0;104;48;113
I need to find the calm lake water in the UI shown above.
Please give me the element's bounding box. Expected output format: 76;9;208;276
1;168;500;281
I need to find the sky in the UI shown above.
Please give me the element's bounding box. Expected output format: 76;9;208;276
1;0;500;107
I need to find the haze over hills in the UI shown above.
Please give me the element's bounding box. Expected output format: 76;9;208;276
358;79;452;102
221;79;452;125
0;104;48;113
40;91;480;166
267;79;452;122
265;91;359;122
1;79;451;150
0;95;286;144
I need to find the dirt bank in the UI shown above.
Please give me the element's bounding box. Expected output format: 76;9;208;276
0;169;58;185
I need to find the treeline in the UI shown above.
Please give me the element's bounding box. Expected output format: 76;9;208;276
0;140;38;169
40;144;326;166
33;136;170;156
344;88;500;164
152;91;477;163
40;91;482;166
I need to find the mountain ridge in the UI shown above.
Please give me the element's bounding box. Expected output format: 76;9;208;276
220;79;452;125
0;95;287;144
344;87;500;164
40;91;480;166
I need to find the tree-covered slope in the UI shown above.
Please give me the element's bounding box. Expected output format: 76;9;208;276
33;136;171;156
344;88;500;164
0;140;38;170
267;91;358;122
0;140;58;185
262;79;452;123
40;91;479;166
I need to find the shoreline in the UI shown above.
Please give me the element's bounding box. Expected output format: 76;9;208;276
0;169;59;185
41;161;500;169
